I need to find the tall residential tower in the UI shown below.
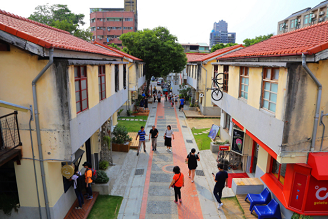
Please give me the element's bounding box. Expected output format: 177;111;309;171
209;20;236;47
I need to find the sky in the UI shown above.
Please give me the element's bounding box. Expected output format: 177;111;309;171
1;0;324;45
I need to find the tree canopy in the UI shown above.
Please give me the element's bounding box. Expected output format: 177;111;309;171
211;43;238;52
28;4;92;41
243;34;274;47
120;27;187;84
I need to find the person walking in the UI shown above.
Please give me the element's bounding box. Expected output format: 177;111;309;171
70;169;84;209
136;126;147;156
144;96;148;111
164;125;174;152
179;97;185;111
185;148;200;183
83;162;93;200
149;125;159;151
169;91;173;101
157;91;162;103
169;166;184;204
165;91;168;101
212;163;228;209
153;88;157;102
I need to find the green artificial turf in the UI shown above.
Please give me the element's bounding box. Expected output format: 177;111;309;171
117;116;148;132
191;128;212;150
87;195;123;219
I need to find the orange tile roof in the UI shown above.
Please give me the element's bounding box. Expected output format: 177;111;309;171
191;44;244;62
186;53;207;62
219;21;328;60
0;10;122;58
93;42;142;61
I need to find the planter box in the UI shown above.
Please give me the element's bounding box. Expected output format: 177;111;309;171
112;142;130;152
189;107;197;111
93;181;110;195
210;142;230;153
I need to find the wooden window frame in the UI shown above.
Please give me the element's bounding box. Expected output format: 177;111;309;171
213;65;218;88
115;64;119;92
75;66;88;114
269;157;285;185
123;64;127;89
262;68;279;113
98;66;106;101
223;65;229;92
239;67;249;99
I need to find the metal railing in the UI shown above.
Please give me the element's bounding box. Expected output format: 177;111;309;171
0;111;22;154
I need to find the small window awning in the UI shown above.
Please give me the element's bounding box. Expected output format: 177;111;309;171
308;152;328;180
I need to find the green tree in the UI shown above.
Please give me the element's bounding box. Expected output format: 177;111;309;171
28;4;92;41
243;34;274;47
108;43;122;50
120;27;187;90
211;43;238;52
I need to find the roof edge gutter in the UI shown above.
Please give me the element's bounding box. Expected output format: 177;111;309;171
32;48;54;219
302;53;322;152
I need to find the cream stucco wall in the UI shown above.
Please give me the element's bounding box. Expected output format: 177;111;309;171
257;146;270;173
227;66;240;99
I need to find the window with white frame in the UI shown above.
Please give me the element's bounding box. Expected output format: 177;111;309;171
262;68;279;113
239;67;249;99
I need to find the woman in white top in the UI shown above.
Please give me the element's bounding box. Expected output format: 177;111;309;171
164;125;174;152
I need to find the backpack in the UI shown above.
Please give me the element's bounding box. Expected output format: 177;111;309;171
89;168;97;181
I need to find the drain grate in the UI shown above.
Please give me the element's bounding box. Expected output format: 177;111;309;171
135;169;144;175
152;107;156;108
182;126;187;128
186;140;193;143
158;116;164;118
196;170;205;176
179;116;184;118
150;116;154;118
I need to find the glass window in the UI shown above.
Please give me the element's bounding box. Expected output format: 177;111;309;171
262;68;279;113
304;15;309;24
115;64;119;92
290;19;294;28
270;157;286;185
123;64;127;89
98;66;106;101
240;67;249;99
74;66;88;113
223;65;229;92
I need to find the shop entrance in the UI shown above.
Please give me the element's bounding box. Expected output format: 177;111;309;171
250;141;258;174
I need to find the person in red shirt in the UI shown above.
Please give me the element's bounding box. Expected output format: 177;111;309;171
169;166;184;204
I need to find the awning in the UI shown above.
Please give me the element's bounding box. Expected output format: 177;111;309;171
308;152;328;180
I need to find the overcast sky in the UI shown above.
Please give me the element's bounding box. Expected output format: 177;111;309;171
1;0;323;45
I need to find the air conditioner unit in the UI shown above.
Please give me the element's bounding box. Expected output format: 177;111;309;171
108;29;111;31
320;11;325;16
319;17;324;22
311;14;316;18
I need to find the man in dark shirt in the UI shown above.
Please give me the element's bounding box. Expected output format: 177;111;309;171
149;125;159;151
212;163;228;209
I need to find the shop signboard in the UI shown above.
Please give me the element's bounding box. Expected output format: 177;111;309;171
208;124;220;140
305;176;328;212
231;128;244;155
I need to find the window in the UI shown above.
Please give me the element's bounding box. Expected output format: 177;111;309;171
223;65;229;92
124;18;133;21
97;18;104;21
107;17;123;21
115;64;119;92
123;27;133;30
270;157;286;185
239;67;249;99
290;19;294;28
279;24;283;31
262;68;279;113
123;64;127;89
75;66;88;113
91;27;96;31
90;18;95;23
98;66;106;101
224;112;231;131
304;14;309;24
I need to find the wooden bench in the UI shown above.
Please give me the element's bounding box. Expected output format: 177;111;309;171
232;178;264;195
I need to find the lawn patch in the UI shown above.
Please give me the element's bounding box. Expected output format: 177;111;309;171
191;128;212;150
117;116;148;132
87;195;123;219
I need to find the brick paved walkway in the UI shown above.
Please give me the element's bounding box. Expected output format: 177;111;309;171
140;100;203;219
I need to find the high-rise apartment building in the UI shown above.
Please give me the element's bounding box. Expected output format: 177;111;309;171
277;0;328;35
209;20;236;47
90;0;138;47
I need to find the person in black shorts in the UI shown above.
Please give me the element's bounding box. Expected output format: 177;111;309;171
185;148;200;183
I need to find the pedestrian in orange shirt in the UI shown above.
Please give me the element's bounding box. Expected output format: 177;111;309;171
169;166;184;204
83;162;93;200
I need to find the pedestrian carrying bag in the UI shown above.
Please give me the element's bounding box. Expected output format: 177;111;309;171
171;173;181;188
91;168;97;181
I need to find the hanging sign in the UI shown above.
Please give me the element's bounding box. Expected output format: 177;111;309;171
208;124;220;140
61;163;74;179
231;128;244;155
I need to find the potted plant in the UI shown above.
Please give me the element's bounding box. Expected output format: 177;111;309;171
112;125;132;152
210;140;230;153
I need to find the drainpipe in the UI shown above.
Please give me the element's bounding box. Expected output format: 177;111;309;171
201;64;207;116
32;48;54;219
302;53;322;151
127;62;134;112
28;106;42;219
